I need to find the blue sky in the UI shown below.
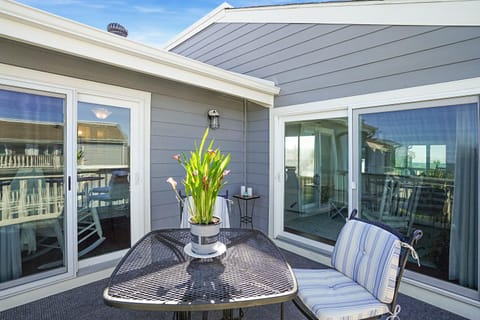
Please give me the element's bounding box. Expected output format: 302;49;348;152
16;1;331;48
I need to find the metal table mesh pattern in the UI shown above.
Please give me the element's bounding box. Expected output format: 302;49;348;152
104;229;297;312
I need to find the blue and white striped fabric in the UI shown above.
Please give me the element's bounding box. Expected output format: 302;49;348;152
294;268;390;320
331;219;401;304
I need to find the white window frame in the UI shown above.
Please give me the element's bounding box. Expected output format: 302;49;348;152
0;63;151;298
270;77;480;318
352;95;479;297
270;107;347;256
0;74;76;298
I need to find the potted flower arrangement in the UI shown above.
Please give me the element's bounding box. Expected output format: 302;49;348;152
166;128;230;255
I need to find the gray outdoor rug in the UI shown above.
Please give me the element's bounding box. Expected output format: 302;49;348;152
0;250;467;319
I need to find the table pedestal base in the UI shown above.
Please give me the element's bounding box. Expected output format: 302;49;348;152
173;308;244;320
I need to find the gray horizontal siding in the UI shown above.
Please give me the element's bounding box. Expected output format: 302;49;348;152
171;23;480;107
220;24;386;75
255;26;479;81
150;92;246;229
245;102;269;231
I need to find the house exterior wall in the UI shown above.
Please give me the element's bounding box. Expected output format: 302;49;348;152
246;102;269;230
169;22;480;316
0;38;247;230
169;21;480;235
150;93;245;229
170;23;480;107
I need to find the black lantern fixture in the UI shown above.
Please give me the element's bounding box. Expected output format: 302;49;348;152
208;109;220;129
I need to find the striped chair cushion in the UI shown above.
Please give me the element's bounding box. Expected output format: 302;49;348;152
294;268;390;320
331;219;401;304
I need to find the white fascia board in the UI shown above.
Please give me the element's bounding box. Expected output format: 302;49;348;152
0;1;278;107
219;0;480;26
164;2;233;51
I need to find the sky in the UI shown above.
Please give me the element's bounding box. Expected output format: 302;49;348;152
16;0;333;48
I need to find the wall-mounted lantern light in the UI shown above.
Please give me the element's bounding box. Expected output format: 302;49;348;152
208;109;220;129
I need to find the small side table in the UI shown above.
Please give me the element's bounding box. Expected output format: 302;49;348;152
233;194;260;229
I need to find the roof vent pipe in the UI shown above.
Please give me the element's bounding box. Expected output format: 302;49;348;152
107;23;128;37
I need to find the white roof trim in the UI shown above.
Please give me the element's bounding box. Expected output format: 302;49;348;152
164;2;232;51
219;0;480;26
0;0;278;107
165;0;480;49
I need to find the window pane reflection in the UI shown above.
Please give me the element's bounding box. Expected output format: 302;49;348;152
0;87;66;287
359;103;478;290
284;118;348;244
77;102;130;260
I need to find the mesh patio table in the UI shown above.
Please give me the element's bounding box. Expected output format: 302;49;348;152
103;228;297;320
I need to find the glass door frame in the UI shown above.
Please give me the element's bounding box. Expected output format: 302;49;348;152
0;64;151;298
271;107;348;253
75;92;148;268
350;96;480;300
72;82;151;258
270;78;480;313
0;75;76;298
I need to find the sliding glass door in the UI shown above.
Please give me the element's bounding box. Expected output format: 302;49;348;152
275;95;479;299
0;69;148;297
352;98;479;296
0;85;69;288
76;101;131;260
283;117;348;244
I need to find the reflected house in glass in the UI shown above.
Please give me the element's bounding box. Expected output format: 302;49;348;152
0;119;63;169
0;119;128;169
77;121;129;167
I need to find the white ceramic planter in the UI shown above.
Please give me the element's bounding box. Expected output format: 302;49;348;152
189;217;221;255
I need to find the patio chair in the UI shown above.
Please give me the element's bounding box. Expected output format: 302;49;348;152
285;166;301;213
293;209;422;320
178;190;231;228
0;178;64;278
89;170;129;208
2;176;105;270
362;175;418;234
328;170;348;220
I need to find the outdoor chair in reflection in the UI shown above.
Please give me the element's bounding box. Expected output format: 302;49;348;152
328;170;348;220
363;175;420;235
285;166;301;213
0;174;106;275
1;178;64;277
89;170;129;209
293;209;422;320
